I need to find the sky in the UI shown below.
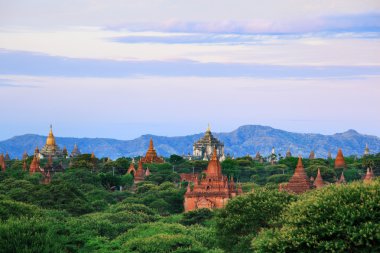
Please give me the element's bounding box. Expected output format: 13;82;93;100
0;0;380;140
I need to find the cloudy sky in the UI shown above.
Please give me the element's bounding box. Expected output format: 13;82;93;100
1;0;380;140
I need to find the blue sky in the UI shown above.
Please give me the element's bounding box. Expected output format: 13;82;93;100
0;0;380;140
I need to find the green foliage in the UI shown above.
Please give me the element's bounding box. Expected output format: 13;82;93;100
170;154;185;164
214;188;296;253
252;181;380;252
0;216;64;253
180;208;214;226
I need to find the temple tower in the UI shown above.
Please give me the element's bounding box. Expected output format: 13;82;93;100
313;168;325;189
134;159;146;184
141;139;164;163
184;148;241;212
281;156;311;194
40;125;62;158
192;125;225;161
334;149;346;169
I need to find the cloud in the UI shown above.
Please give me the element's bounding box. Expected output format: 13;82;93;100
0;78;38;88
1;49;380;79
107;13;380;34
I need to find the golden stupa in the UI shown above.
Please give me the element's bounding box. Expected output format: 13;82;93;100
40;125;62;157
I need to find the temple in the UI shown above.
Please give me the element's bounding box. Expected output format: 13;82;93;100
286;149;292;158
192;125;225;161
337;172;346;184
280;156;311;194
334;148;346;169
309;150;315;159
313;168;325;189
70;144;81;157
364;144;370;156
127;159;136;174
184;148;241;212
134;159;146;184
40;125;63;158
363;168;375;183
141;139;164;163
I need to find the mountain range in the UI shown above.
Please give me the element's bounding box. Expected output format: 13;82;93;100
0;125;379;159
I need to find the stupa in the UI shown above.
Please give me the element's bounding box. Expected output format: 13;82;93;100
141;138;164;163
134;159;146;184
281;156;311;194
363;168;375;183
309;150;315;160
286;149;292;158
70;144;81;157
337;172;346;184
334;149;346;169
313;168;325;189
40;125;62;158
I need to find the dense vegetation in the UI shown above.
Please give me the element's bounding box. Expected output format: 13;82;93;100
0;153;379;252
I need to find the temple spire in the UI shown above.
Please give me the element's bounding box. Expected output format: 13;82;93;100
334;148;346;169
313;168;324;189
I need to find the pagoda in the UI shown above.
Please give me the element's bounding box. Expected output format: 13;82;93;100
281;156;311;194
364;144;370;156
286;149;292;158
141;138;164;163
134;159;146;184
192;125;225;161
62;146;68;157
70;144;81;157
309;150;315;159
22;151;28;160
363;168;375;183
334;148;346;169
29;155;40;174
313;168;325;189
337;172;346;184
40;125;62;158
127;159;136;174
184;148;241;212
0;154;6;172
4;152;10;161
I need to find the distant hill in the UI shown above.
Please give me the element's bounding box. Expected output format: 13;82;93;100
0;125;379;159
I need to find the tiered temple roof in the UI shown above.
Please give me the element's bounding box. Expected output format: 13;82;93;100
184;148;241;212
281;156;311;194
40;125;62;157
4;152;10;161
141;139;164;164
313;168;325;189
334;149;346;169
193;125;225;161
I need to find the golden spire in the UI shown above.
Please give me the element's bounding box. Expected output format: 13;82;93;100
46;124;56;146
207;123;211;132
